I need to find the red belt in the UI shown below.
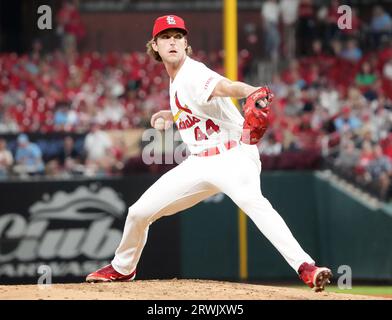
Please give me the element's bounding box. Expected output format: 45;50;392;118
195;140;238;157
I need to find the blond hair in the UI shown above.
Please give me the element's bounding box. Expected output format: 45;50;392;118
146;38;192;62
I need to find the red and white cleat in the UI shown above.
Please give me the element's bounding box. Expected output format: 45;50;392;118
86;264;136;283
298;262;332;292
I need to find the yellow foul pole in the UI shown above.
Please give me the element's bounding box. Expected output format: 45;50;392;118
224;0;248;281
224;0;237;82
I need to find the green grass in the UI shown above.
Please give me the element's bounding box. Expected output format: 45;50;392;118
289;285;392;297
325;286;392;296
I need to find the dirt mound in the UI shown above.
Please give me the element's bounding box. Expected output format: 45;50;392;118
0;279;387;300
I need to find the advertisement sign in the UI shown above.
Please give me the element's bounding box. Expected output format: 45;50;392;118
0;176;181;284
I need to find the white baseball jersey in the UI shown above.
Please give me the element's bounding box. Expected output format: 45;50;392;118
169;57;244;154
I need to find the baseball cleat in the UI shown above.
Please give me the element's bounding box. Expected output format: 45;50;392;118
298;262;332;292
86;264;136;283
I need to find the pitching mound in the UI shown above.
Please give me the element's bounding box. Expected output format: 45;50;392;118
0;279;387;300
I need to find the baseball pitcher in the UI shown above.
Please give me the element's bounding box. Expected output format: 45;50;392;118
86;15;332;292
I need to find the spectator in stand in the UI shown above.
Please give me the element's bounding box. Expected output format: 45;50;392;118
2;84;25;108
334;140;360;172
279;0;300;60
258;134;283;156
243;23;259;55
284;89;304;116
367;145;392;200
381;55;392;100
56;0;86;54
357;128;377;150
238;49;253;81
0;113;20;134
307;39;335;72
346;86;367;110
96;95;125;128
297;0;316;56
310;104;331;132
270;73;289;99
355;62;378;88
369;6;392;49
307;39;326;66
367;145;392;177
381;132;392;161
45;159;63;178
309;39;324;60
53;102;70;131
334;106;362;133
31;39;43;61
282;128;301;151
261;0;281;63
379;38;392;64
84;122;113;176
355;140;375;181
355;62;380;102
0;139;14;179
110;135;127;175
383;58;392;80
304;63;321;87
325;0;342;42
13;134;45;177
372;98;392;140
329;37;343;57
291;70;307;90
358;114;378;145
319;82;341;115
42;136;82;178
58;136;84;175
340;38;362;63
281;59;301;84
336;129;355;152
74;99;95;132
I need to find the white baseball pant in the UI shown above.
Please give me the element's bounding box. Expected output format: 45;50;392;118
111;142;315;275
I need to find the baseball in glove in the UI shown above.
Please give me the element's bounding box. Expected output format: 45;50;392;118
240;86;274;145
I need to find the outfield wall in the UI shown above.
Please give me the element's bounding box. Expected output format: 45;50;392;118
181;172;392;282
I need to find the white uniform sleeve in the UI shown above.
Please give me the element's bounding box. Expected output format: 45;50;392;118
190;61;224;105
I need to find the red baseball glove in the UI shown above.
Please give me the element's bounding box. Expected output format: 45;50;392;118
241;86;274;145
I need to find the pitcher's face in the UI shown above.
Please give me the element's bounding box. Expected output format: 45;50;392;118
153;29;188;64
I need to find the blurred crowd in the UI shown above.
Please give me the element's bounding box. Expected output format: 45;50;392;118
0;126;125;179
0;47;251;133
0;48;251;179
0;0;392;200
259;0;392;62
258;43;392;200
257;0;392;200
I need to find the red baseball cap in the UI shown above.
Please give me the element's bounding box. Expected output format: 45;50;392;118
152;15;188;38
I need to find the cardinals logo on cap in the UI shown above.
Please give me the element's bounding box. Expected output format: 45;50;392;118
152;15;187;37
166;16;177;25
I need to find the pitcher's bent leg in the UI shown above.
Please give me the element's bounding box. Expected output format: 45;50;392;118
112;159;218;275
